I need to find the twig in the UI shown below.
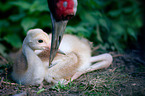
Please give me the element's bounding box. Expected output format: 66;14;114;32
109;68;117;72
0;55;8;64
2;81;17;85
0;77;23;87
92;45;100;52
0;77;4;87
38;83;44;89
113;54;123;58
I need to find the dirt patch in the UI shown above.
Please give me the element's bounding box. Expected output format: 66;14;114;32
0;51;145;96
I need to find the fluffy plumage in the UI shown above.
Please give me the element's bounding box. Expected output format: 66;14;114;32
12;29;50;85
43;33;113;84
12;28;113;85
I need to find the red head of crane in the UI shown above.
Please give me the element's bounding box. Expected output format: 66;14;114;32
47;0;77;65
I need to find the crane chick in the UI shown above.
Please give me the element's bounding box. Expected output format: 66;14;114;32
12;28;113;85
38;31;113;84
11;29;51;85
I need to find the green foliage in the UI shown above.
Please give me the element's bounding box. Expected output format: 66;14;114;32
0;0;143;55
37;88;45;94
51;80;74;92
66;0;142;52
0;0;51;55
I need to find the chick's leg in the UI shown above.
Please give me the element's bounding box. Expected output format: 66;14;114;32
87;53;113;72
66;53;113;84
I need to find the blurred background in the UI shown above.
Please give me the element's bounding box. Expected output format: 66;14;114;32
0;0;144;58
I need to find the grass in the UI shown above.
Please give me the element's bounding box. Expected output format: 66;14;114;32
0;51;145;95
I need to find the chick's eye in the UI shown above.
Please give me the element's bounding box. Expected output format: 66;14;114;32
38;39;43;43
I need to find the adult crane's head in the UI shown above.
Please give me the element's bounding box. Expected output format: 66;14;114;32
47;0;77;65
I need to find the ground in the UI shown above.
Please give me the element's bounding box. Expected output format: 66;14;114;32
0;50;145;96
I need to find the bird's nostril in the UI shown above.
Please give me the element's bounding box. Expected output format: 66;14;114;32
59;36;61;44
56;36;61;49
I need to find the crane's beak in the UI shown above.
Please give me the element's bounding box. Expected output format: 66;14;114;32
49;14;68;66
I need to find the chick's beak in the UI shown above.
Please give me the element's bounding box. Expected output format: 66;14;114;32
49;14;68;66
